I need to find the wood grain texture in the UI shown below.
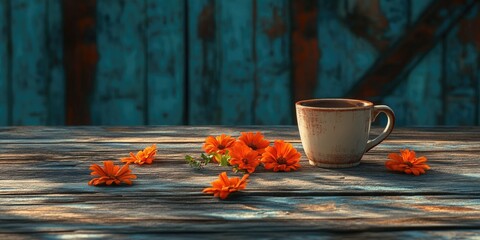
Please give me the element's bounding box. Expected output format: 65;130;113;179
187;0;219;125
444;3;480;125
0;0;8;126
0;126;479;238
146;0;185;125
254;0;291;124
93;0;146;125
217;0;255;124
10;0;49;125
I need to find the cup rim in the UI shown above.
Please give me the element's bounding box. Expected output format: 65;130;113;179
295;98;373;111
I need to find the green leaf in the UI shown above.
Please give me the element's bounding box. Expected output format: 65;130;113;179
185;155;203;169
214;152;231;167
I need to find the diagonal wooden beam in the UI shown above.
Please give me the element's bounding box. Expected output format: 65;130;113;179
346;0;477;101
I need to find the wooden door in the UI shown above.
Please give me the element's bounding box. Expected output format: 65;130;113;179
0;0;478;126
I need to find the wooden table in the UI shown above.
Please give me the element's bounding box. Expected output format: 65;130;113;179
1;126;479;238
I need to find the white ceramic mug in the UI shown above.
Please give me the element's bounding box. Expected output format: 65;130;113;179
296;98;395;168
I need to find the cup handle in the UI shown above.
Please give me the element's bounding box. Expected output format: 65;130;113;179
365;105;395;152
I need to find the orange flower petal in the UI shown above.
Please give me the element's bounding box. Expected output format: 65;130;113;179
104;161;115;175
387;153;403;163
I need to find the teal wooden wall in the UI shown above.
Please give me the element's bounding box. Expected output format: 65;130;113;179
0;0;479;126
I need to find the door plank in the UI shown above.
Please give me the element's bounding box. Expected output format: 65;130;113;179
93;0;146;125
254;0;291;124
444;3;480;125
63;0;97;125
146;0;185;125
187;0;220;124
291;0;319;102
217;0;255;124
0;0;9;125
46;0;65;125
10;0;49;125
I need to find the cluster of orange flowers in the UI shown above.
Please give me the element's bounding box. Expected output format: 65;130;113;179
88;144;157;186
198;132;301;199
203;132;301;173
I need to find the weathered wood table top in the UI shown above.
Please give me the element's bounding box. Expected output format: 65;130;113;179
1;126;479;239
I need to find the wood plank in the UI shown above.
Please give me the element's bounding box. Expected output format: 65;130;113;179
291;0;319;102
1;231;480;239
217;0;255;124
347;0;476;101
444;3;480;125
316;0;403;98
2;126;480;143
46;0;65;125
0;0;9;126
92;0;146;125
10;0;49;125
383;0;443;126
187;0;221;125
0;194;479;227
63;0;98;125
254;0;292;124
146;0;185;125
187;0;219;124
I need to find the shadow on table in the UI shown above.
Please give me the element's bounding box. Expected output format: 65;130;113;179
322;160;480;195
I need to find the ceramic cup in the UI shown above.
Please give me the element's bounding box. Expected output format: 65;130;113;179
296;99;395;168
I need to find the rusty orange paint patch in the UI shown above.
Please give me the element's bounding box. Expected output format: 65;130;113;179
64;0;98;125
292;0;320;102
197;4;215;41
346;0;390;51
458;8;480;51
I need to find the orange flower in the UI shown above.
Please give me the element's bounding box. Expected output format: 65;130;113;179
386;149;430;176
88;161;137;186
228;142;261;173
238;132;270;155
203;134;236;156
261;140;301;172
203;172;249;200
121;144;157;165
